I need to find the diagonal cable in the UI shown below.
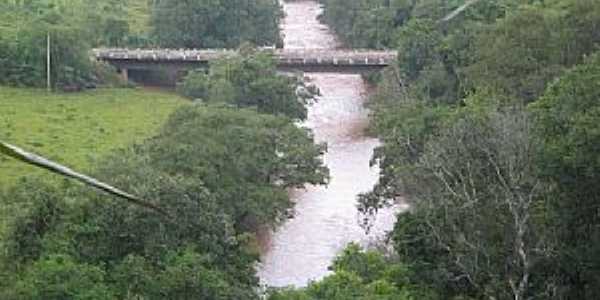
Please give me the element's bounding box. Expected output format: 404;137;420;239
0;141;170;217
441;0;482;23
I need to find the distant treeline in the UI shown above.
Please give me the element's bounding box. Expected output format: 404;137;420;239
272;0;600;299
0;0;282;90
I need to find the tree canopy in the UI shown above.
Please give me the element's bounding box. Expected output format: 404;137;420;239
151;0;282;49
0;103;328;298
297;0;600;298
177;49;316;121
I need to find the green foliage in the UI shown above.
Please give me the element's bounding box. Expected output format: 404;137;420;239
347;0;600;298
178;50;313;120
0;13;92;89
155;248;258;299
466;0;600;102
110;254;159;298
143;105;328;227
530;52;600;299
0;0;284;89
1;100;326;298
395;19;443;80
532;52;600;190
177;71;212;100
268;244;428;300
1;179;66;265
319;0;503;50
320;0;415;49
361;0;600;217
0;0;140;89
9;254;114;300
151;0;282;48
66;151;259;298
362;100;454;212
399;106;553;299
331;243;390;283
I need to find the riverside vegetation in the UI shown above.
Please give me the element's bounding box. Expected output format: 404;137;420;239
270;0;600;299
2;0;600;299
0;0;327;298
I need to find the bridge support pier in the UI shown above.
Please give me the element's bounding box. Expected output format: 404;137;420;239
119;68;128;82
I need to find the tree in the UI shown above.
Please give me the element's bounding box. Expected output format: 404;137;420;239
345;0;600;298
530;52;600;299
320;0;414;49
391;102;552;299
0;0;132;90
360;66;456;217
178;50;315;121
268;244;427;300
394;18;443;81
9;255;114;300
143;105;328;228
465;0;600;103
151;0;281;49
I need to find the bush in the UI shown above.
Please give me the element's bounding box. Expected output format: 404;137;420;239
178;49;317;120
268;244;428;300
177;50;314;120
10;255;114;300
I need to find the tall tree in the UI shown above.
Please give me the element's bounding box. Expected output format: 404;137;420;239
530;52;600;299
151;0;282;49
393;105;552;299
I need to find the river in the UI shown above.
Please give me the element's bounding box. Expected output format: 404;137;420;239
256;0;398;287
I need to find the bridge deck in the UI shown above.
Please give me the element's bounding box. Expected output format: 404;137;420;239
93;48;397;67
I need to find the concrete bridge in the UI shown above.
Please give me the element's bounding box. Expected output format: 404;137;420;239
93;48;397;84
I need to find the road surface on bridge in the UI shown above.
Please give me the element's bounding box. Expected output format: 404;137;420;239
93;48;397;74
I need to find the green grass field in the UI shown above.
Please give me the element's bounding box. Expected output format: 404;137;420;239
0;87;187;187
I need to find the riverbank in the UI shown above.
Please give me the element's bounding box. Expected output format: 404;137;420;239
0;87;187;186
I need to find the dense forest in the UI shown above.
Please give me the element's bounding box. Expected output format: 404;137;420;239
2;0;600;299
271;0;600;299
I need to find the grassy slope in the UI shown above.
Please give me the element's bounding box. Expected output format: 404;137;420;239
0;87;187;187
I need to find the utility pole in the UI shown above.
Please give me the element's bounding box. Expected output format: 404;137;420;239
46;31;51;92
375;4;379;49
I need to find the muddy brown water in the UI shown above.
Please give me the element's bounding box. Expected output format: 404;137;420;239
256;0;399;287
